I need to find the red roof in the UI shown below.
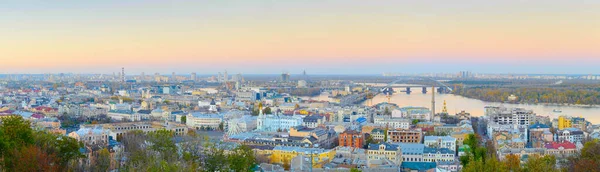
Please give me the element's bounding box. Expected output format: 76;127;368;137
31;113;45;119
545;141;576;149
34;106;56;112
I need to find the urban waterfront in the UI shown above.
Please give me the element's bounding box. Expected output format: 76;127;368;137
306;84;600;124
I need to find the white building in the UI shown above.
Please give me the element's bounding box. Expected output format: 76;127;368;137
186;112;223;130
392;107;431;121
424;136;457;153
556;128;585;144
397;143;455;163
68;126;110;146
374;116;410;129
257;110;303;132
366;143;403;167
485;106;535;127
108;111;141;122
423;147;455;162
297;80;307;88
235;91;257;101
303;115;326;128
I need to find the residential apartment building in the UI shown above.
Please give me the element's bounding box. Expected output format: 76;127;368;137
529;123;553;148
556;128;585;144
544;141;579;158
303;115;326;128
387;128;423;143
374;116;410;129
423;147;455;162
485;106;535;126
424;136;456;153
398;143;424;162
366;143;402;167
339;130;364;148
370;128;386;143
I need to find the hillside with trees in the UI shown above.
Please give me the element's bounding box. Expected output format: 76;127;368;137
452;84;600;105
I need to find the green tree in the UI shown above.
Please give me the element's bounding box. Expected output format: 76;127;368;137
219;122;224;131
412;119;419;125
563;139;600;172
504;154;522;172
524;155;558;172
350;168;362;172
383;128;388;142
0;116;35;169
148;129;177;158
384;107;391;116
180;115;187;124
204;145;228;172
264;107;272;114
95;148;111;172
228;145;257;172
0;116;34;150
1;116;83;171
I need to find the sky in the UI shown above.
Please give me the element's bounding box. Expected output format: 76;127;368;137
0;0;599;75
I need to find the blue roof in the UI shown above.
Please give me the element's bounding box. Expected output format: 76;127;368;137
529;123;550;129
424;136;456;142
423;147;454;154
368;143;399;151
356;117;367;123
401;162;436;170
397;143;425;154
13;111;33;118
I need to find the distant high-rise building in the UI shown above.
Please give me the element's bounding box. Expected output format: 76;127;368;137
171;72;176;82
458;71;472;78
191;72;197;81
223;70;228;82
121;67;125;83
280;73;290;82
141;72;145;81
231;73;243;82
155;73;160;82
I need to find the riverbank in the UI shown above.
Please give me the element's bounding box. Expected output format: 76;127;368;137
453;93;600;108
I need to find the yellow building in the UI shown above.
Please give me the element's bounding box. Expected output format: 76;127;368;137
298;110;310;115
558;116;572;130
366;143;403;167
191;90;207;96
270;146;336;168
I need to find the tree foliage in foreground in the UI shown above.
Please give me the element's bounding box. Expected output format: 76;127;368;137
119;129;257;172
0;116;84;171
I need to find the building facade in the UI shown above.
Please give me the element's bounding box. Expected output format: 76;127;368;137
387;128;423;143
339;130;364;148
424;136;457;153
366;143;402;167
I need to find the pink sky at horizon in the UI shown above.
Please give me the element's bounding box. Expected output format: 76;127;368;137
0;1;599;74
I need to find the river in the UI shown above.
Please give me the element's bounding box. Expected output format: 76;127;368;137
304;84;600;124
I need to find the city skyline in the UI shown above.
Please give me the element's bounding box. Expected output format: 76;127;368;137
1;0;599;74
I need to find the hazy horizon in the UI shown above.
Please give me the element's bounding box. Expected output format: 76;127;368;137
1;0;598;74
